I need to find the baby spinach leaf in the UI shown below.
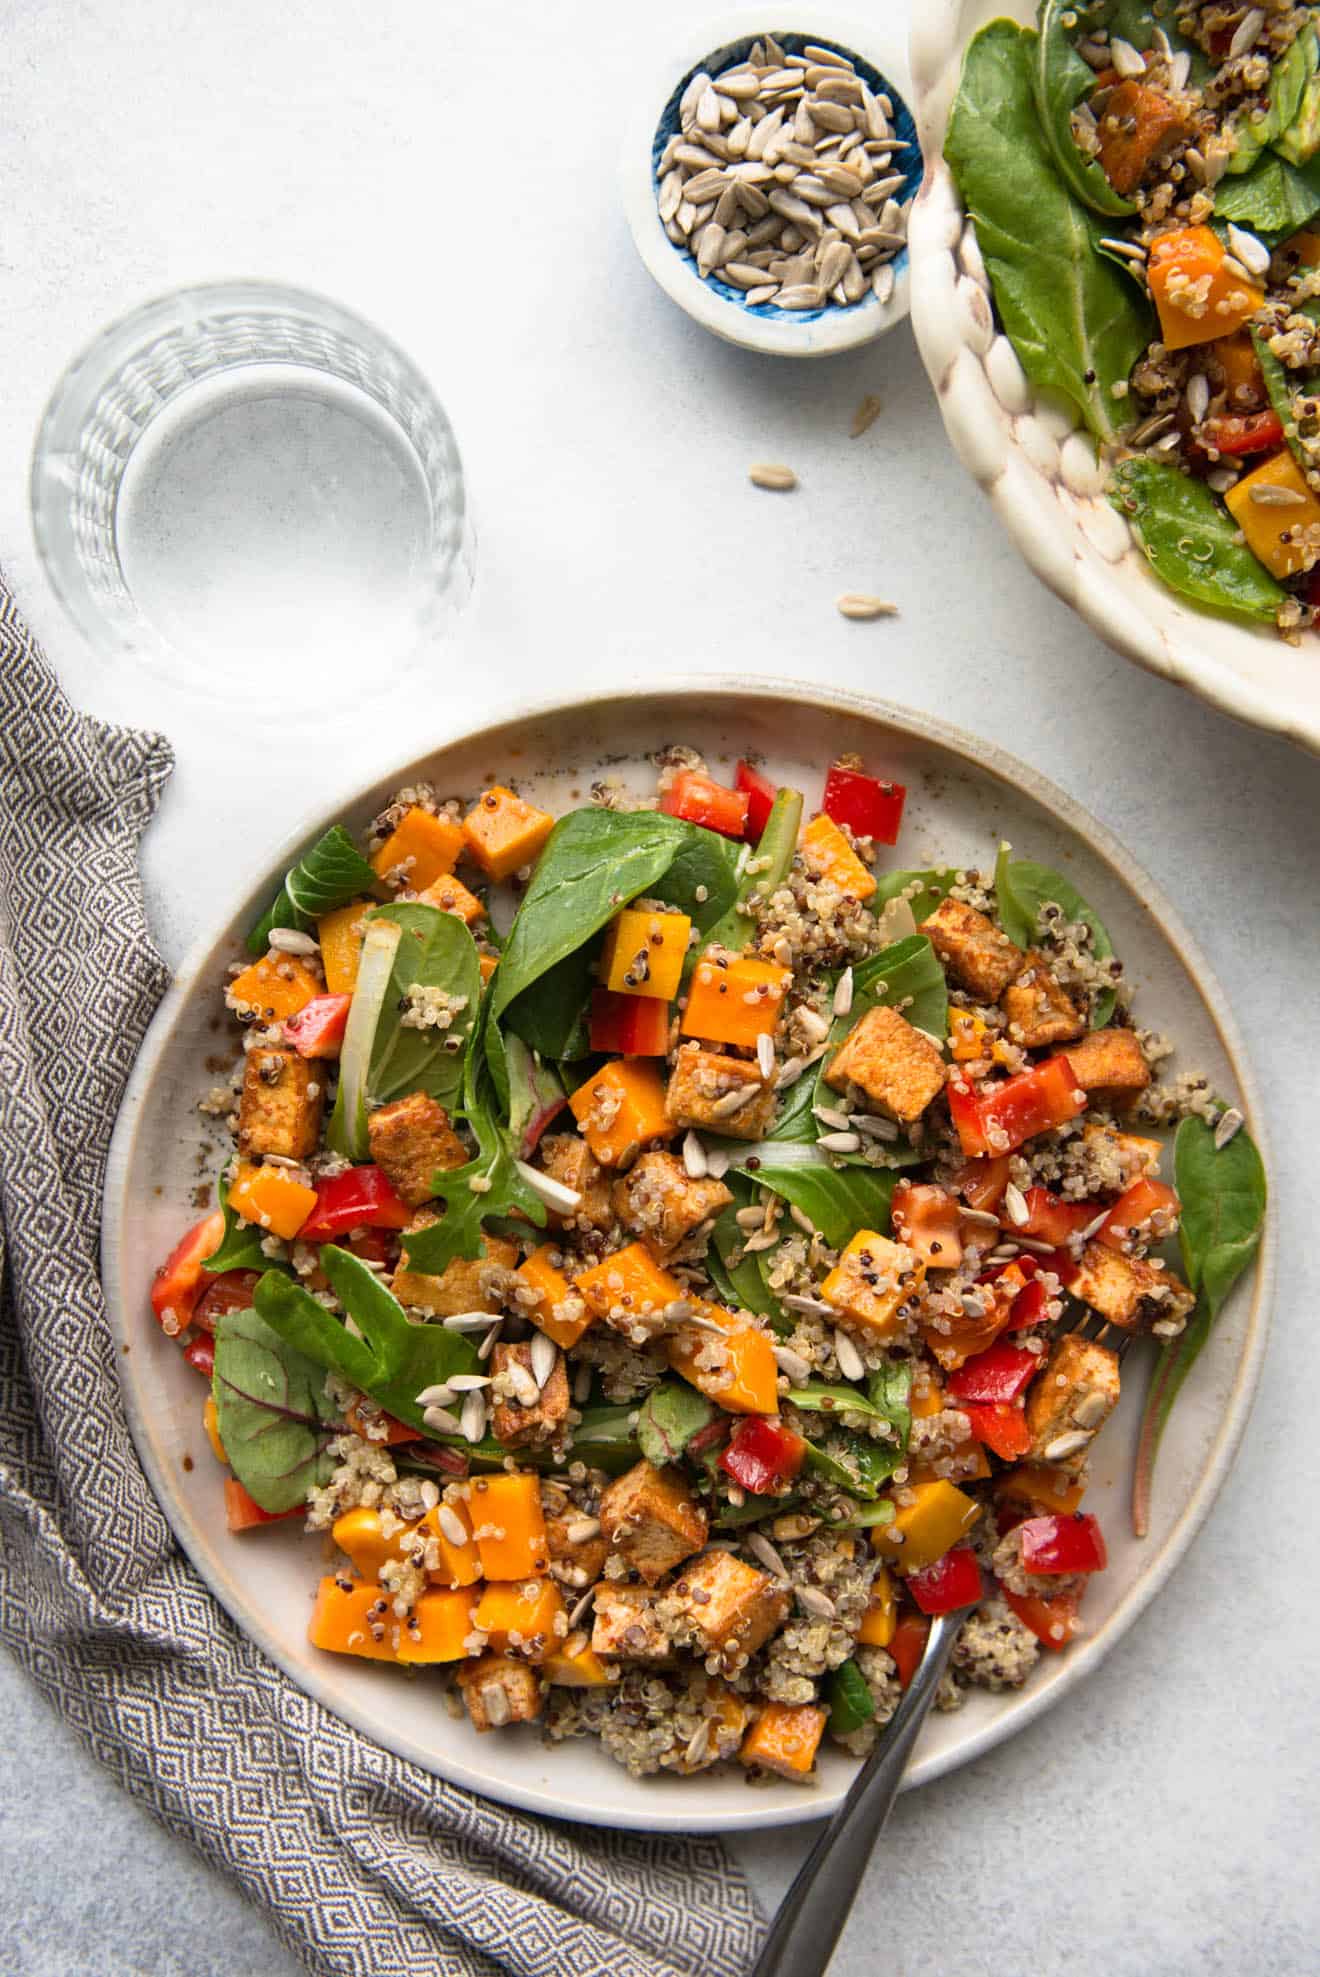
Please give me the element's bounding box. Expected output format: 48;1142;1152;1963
734;1155;895;1249
871;867;960;926
505;1030;568;1158
1215;148;1320;235
993;844;1117;1027
419;1404;639;1476
1091;0;1208;75
637;1382;717;1467
947;20;1152;442
654;825;743;932
365;903;481;1116
867;1361;913;1451
1252;332;1312;477
1108;456;1286;622
852;935;949;1042
802;1428;903;1498
700;787;804;960
246;825;377;955
211;1305;338;1512
202;1167;278;1275
1276;62;1320;168
788;1382;894;1429
1226;24;1317;175
837;1498;897;1530
710;1177;781;1317
714;1492;801;1529
827;1658;876;1736
1032;0;1135;218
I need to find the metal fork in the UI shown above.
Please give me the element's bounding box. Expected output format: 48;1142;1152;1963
751;1605;969;1977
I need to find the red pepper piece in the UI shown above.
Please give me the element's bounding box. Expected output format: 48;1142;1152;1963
298;1165;413;1243
821;763;907;846
1204;409;1284;456
659;771;750;839
961;1401;1033;1460
1018;1511;1108;1576
223;1478;301;1532
344;1226;399;1267
887;1612;930;1688
1011;1185;1097;1246
588;987;671;1056
953;1155;1013;1213
191;1268;263;1336
948;1056;1086;1159
1003;1584;1082;1651
150;1210;224;1334
907;1544;983;1616
948;1342;1041;1405
717;1417;806;1495
1095;1177;1180;1251
284;992;352;1059
1005;1277;1049;1329
343;1397;422;1445
735;760;777;840
892;1181;964;1267
182;1334;216;1378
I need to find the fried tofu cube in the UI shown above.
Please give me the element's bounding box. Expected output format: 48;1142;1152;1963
1062;1028;1151;1096
1082;1122;1163;1185
237;1046;325;1159
611;1151;733;1257
923;898;1022;1001
591;1584;674;1664
456;1652;543;1732
546;1509;609;1590
390;1210;518;1315
490;1341;570;1448
675;1549;789;1661
1070;1241;1190;1331
823;1004;945;1122
367;1091;468;1207
664;1043;777;1141
536;1134;614;1232
599;1460;709;1586
1001;952;1085;1048
1025;1334;1121;1470
821;1230;926;1341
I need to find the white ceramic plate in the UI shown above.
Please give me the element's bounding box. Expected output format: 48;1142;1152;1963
908;1;1320;758
102;680;1272;1832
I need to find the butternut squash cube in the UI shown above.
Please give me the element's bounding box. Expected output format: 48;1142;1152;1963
203;1396;228;1467
856;1565;897;1647
675;1548;789;1659
574;1241;687;1342
396;1586;480;1664
599;1459;709;1585
681;947;792;1048
420;1498;483;1588
800;812;876;901
515;1245;594;1349
739;1701;828;1779
317;899;372;995
474;1578;566;1660
308;1577;397;1662
568;1058;676;1166
871;1479;980;1574
1225;448;1320;579
417;872;486;924
462;786;555;882
601;906;692;1001
821;1231;926;1342
948;1006;989;1063
226;953;321;1025
371;807;463;889
995;1464;1088;1518
542;1640;613;1687
331;1502;482;1589
456;1652;543;1731
227;1159;317;1241
478;950;499;985
468;1473;549;1580
1148;224;1265;351
667;1303;779;1415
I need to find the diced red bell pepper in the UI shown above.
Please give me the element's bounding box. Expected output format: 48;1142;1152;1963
1095;1177;1179;1251
735;760;777;840
947;1056;1085;1159
191;1268;263;1336
892;1181;964;1268
1003;1584;1082;1652
718;1417;806;1495
821;762;907;846
659;771;749;839
907;1545;983;1616
150;1210;224;1334
948;1342;1041;1406
953;1155;1012;1213
588;987;671;1056
1204;409;1284;456
223;1477;301;1532
1010;1185;1097;1247
344;1226;399;1267
343;1397;423;1445
284;993;352;1059
182;1334;216;1378
1005;1277;1050;1329
961;1402;1033;1461
1018;1512;1108;1577
887;1612;929;1688
298;1165;413;1243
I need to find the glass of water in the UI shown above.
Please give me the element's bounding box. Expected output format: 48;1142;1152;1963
31;282;473;710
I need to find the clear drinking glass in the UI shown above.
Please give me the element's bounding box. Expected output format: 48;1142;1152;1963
31;282;473;709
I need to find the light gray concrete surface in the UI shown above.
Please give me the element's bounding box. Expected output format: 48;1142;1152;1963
2;2;1318;1973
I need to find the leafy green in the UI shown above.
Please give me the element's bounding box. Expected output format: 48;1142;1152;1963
993;843;1117;1027
700;787;804;959
365;903;481;1114
870;867;960;926
201;1168;277;1275
653;825;743;935
851;935;948;1043
636;1382;717;1466
710;1176;782;1317
211;1306;338;1512
714;1492;801;1529
1253;331;1311;479
867;1361;913;1451
1132;1114;1266;1536
1226;24;1317;175
424;1405;640;1476
504;1030;568;1157
1276;65;1320;168
836;1498;897;1531
733;1156;895;1250
786;1382;882;1421
827;1659;876;1737
327;917;402;1159
946;20;1152;441
1215;148;1320;236
802;1428;903;1498
1089;0;1208;77
1032;0;1134;217
246;825;376;956
1108;456;1287;622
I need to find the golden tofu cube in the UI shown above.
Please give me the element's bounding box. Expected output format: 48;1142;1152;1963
1001;951;1085;1048
536;1134;614;1232
674;1549;789;1660
1062;1028;1151;1096
823;1005;945;1122
923;897;1022;1001
821;1230;926;1341
391;1211;518;1315
1070;1241;1189;1330
456;1653;543;1732
237;1046;325;1159
611;1151;733;1257
599;1459;709;1586
591;1584;674;1664
366;1091;468;1208
1025;1334;1121;1470
490;1341;570;1448
664;1043;777;1140
546;1510;609;1590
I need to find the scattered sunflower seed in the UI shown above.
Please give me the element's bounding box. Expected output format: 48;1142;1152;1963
749;461;798;491
836;592;898;620
833;1328;865;1380
1214;1106;1244;1149
850;393;883;437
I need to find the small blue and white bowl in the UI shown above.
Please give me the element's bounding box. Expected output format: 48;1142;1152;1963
620;9;922;357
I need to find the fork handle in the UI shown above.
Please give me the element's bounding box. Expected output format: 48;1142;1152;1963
750;1612;957;1977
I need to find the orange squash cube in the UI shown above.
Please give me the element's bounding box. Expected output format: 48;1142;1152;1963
600;906;692;1001
821;1230;926;1342
371;807;463;890
1148;225;1265;352
1096;80;1190;197
202;1396;228;1467
668;1303;779;1415
542;1639;613;1687
1225;448;1320;578
995;1464;1088;1518
856;1565;897;1647
474;1578;566;1660
681;947;792;1048
317;900;372;995
463;786;555;882
516;1245;594;1349
308;1578;398;1662
871;1479;980;1574
739;1701;828;1778
575;1241;687;1340
947;1006;988;1063
395;1586;480;1664
420;1499;483;1588
418;872;486;924
226;953;321;1024
800;812;876;901
227;1158;316;1241
479;951;499;985
467;1473;549;1580
568;1058;676;1166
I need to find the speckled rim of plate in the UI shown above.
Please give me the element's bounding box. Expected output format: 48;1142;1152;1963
619;9;920;356
101;678;1273;1832
907;1;1320;758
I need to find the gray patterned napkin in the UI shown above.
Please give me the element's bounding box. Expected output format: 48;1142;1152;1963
0;579;763;1977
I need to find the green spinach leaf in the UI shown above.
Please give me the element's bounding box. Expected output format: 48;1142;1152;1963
946;20;1152;441
1108;456;1287;622
710;1176;782;1317
201;1168;278;1275
1215;147;1320;235
867;1361;913;1451
993;843;1116;1027
1226;24;1317;174
419;1404;639;1476
636;1382;717;1466
851;935;948;1041
366;903;481;1115
1252;331;1311;479
1276;60;1320;168
871;867;961;926
787;1382;895;1430
654;825;743;934
827;1658;876;1736
1032;0;1135;217
246;825;376;956
700;787;804;959
211;1306;338;1512
734;1155;895;1249
802;1428;903;1498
